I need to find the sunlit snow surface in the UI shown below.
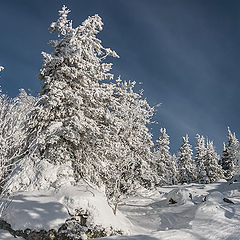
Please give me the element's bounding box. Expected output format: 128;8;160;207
98;178;240;240
0;181;131;238
1;178;240;239
2;190;69;230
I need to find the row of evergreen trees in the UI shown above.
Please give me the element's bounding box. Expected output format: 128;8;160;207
152;127;240;186
0;6;239;203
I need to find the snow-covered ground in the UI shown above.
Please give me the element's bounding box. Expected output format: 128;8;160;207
1;178;240;239
98;178;240;240
0;180;131;239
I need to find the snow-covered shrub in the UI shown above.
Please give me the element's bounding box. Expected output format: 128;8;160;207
3;157;75;194
0;89;35;192
105;77;154;203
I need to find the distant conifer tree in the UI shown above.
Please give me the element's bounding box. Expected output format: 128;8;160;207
178;135;196;184
152;128;176;186
195;134;209;183
221;127;240;179
204;140;224;182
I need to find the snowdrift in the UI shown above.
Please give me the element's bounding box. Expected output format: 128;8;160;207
1;184;131;233
0;157;132;239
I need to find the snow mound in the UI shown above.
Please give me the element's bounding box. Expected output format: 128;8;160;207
1;191;69;231
205;191;225;204
54;182;132;234
4;156;75;194
166;188;194;205
229;174;240;183
218;174;240;197
190;190;240;240
0;181;132;235
2;156;132;235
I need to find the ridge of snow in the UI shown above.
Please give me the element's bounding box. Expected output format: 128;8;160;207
1;181;132;234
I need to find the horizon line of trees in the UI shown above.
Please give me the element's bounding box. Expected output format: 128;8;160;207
152;127;240;187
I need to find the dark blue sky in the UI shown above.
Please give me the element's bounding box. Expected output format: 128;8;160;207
0;0;240;154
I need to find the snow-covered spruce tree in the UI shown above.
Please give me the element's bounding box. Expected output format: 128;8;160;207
5;6;154;199
221;127;240;179
152;128;176;186
11;6;120;191
195;134;209;183
105;77;154;202
0;88;35;191
204;140;224;183
178;135;196;184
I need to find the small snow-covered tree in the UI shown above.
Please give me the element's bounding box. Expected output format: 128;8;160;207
0;90;10;188
204;140;224;182
178;135;196;184
0;88;35;191
221;127;240;179
105;77;154;209
152;128;175;186
195;134;208;183
114;78;153;185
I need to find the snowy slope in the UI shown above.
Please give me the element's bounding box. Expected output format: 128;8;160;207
97;179;240;240
1;190;69;231
1;178;240;239
0;180;132;239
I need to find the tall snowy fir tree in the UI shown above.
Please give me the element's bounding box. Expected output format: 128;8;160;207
221;127;240;179
152;128;176;186
3;6;155;199
204;140;224;182
178;135;196;184
3;6;120;193
195;134;208;183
